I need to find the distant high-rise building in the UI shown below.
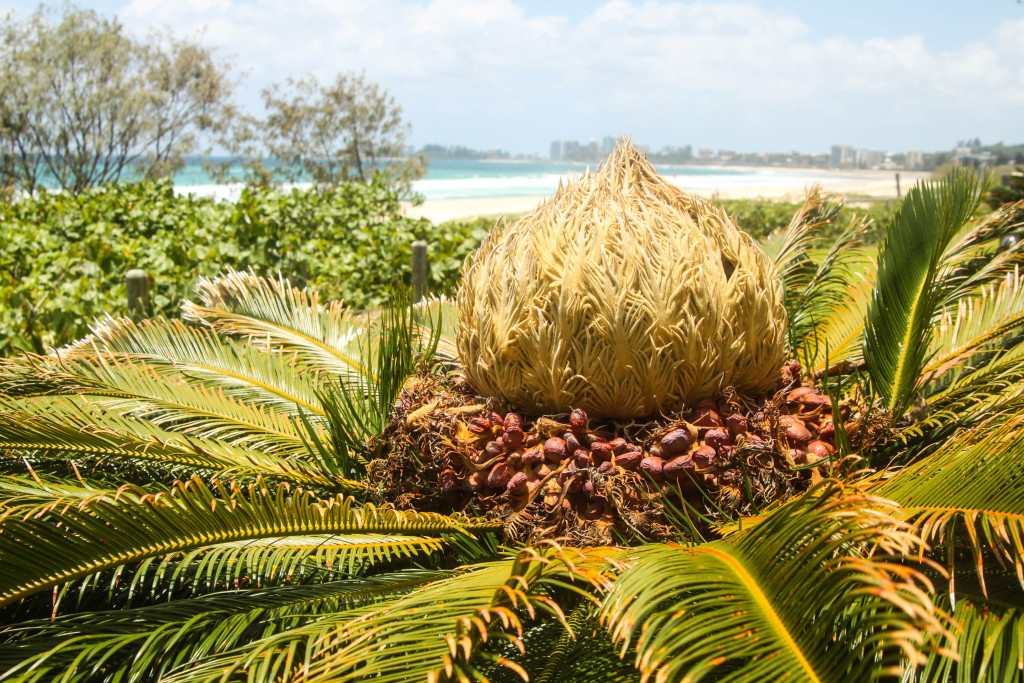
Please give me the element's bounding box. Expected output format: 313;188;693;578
563;140;581;161
830;145;854;168
587;138;600;161
906;150;923;170
550;140;562;161
601;136;616;155
856;149;883;169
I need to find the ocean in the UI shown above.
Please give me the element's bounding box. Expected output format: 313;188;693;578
170;158;877;202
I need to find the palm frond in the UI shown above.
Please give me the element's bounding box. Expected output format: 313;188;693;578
0;476;502;608
909;596;1024;683
56;317;328;416
0;570;449;683
182;269;371;379
771;187;872;359
922;273;1024;390
872;415;1024;597
602;481;948;682
158;545;609;683
1;353;331;460
864;168;985;415
0;399;357;491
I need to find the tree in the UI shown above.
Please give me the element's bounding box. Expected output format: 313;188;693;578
2;170;1024;681
0;5;234;194
228;72;425;196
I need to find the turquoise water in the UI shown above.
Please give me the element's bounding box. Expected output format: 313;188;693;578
163;158;865;201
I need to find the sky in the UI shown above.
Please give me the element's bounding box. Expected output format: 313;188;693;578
3;0;1022;156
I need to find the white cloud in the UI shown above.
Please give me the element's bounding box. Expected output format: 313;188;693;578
117;0;1024;150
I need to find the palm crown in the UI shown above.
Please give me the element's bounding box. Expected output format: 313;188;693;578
1;159;1023;682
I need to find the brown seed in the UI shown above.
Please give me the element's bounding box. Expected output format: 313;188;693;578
608;437;629;454
661;429;692;457
663;454;696;480
468;417;491;434
462;472;486;494
503;428;525;449
780;415;806;429
440;469;459;496
582;500;605;520
807;440;836;459
640;456;665;481
790;448;808;465
597;460;615;475
488;412;505;429
543;437;567;462
484;440;504;457
786;387;814;402
704;428;733;450
690;408;723;429
536;463;552;478
565;432;583;453
590;441;613;463
522;447;544;466
487;463;511;489
504;412;523;431
574;449;593;468
692;445;716;469
694;398;718;411
786;424;812;449
524;433;541;447
570;408;589;431
818;421;835;440
786;359;802;378
726;413;748;435
558;461;578;483
615;452;642;471
507;472;528;495
648;443;664;459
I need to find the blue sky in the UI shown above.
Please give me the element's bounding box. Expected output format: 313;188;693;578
3;1;1022;156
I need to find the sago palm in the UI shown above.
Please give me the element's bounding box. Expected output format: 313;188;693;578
1;143;1023;682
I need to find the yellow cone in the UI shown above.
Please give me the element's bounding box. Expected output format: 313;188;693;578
456;141;787;418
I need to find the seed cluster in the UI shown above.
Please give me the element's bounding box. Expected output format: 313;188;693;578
375;360;846;543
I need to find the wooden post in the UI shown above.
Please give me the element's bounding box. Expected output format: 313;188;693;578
895;172;901;198
412;240;428;303
126;269;151;320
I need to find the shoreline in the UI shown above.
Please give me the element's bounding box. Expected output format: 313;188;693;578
401;170;930;224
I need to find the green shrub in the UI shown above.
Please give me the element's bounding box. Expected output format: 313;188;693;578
719;197;898;243
0;180;483;356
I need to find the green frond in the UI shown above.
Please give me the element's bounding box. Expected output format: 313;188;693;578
923;274;1024;389
0;570;449;683
1;356;328;460
0;399;358;491
873;416;1024;597
602;481;948;682
909;597;1024;683
0;476;502;608
57;317;328;416
807;271;874;374
182;269;371;379
864;168;986;415
772;188;872;359
158;545;607;683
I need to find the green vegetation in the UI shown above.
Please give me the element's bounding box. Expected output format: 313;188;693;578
719;196;898;243
1;171;1023;681
0;5;233;194
0;179;486;356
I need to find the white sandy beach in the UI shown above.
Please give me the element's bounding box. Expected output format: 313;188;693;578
402;169;930;224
